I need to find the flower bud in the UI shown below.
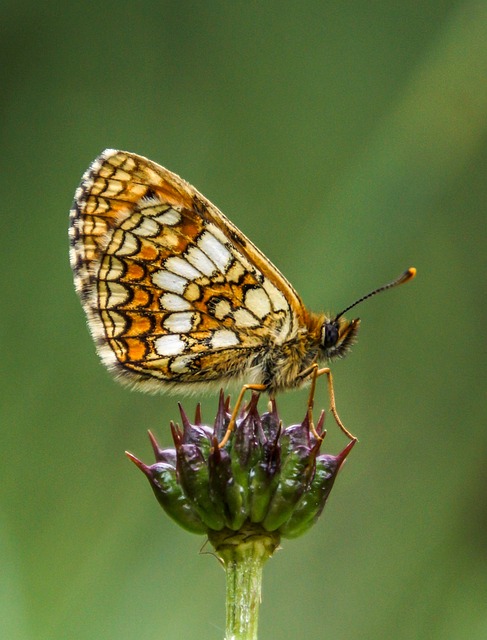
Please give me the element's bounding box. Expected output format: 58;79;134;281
127;391;354;541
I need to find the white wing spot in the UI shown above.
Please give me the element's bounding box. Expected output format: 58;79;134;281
163;312;196;333
98;282;130;308
211;329;240;349
226;260;246;283
84;217;108;236
94;177;122;198
170;354;196;374
154;208;181;226
234;308;260;328
155;334;186;356
140;201;167;215
262;279;289;312
111;229;139;256
160;293;192;311
165;256;202;280
244;287;271;319
99;256;124;281
198;232;232;273
100;310;127;338
152;270;187;295
185;245;216;277
132;217;160;237
213;298;231;320
206;223;229;244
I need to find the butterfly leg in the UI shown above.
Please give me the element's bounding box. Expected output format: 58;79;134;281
319;367;357;440
218;383;267;448
304;363;322;440
298;364;357;441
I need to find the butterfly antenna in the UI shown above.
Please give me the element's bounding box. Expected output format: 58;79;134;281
334;267;416;321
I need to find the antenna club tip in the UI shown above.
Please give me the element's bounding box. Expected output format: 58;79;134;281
403;267;416;283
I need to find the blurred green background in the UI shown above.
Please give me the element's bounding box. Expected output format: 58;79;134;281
1;2;486;639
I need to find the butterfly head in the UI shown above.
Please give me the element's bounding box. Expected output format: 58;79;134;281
321;316;360;359
320;267;416;360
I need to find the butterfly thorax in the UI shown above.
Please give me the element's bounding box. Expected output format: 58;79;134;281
244;311;319;393
245;310;359;395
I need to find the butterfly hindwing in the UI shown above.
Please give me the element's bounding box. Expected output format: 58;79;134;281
69;150;305;390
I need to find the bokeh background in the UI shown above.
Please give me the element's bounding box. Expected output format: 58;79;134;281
1;2;486;639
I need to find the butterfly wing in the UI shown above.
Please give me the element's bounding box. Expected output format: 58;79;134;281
69;149;307;391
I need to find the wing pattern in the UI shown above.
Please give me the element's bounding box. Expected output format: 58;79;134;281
69;150;306;390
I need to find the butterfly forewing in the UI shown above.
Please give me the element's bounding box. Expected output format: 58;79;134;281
69;150;307;391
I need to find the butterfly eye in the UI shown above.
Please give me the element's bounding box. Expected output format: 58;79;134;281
322;321;339;350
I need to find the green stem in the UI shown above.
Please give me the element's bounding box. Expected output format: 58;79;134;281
208;526;280;640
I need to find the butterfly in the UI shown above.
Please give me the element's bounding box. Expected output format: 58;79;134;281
69;149;415;425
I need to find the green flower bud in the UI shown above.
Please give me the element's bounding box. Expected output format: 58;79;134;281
246;403;281;518
280;440;356;538
127;391;354;542
175;435;226;532
125;455;207;535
